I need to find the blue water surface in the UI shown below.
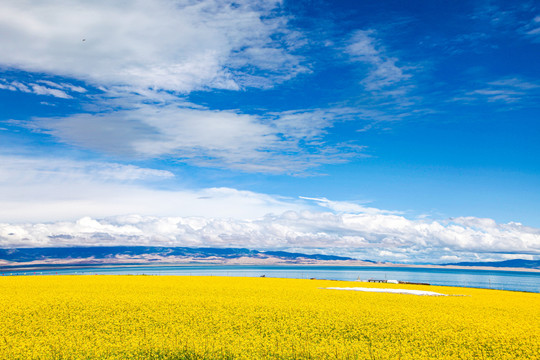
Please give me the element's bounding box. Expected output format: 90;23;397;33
2;265;539;293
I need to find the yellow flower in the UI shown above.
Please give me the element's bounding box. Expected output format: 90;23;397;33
0;275;538;359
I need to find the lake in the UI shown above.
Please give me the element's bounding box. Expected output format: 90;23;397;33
3;264;539;293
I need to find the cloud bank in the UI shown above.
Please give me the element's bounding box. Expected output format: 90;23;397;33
1;211;539;263
1;154;538;262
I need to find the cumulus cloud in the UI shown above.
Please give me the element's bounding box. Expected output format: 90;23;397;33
1;211;539;263
0;0;305;92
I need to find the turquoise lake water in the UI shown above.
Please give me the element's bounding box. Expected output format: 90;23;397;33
3;265;539;293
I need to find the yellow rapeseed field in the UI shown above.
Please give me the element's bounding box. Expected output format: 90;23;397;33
0;275;539;359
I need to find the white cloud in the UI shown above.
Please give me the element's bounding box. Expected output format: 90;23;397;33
16;103;368;174
488;78;539;90
36;80;87;93
467;89;521;103
478;6;540;43
346;30;410;91
1;211;539;263
0;0;305;92
0;155;173;184
0;2;379;174
524;14;540;39
0;153;538;261
270;107;388;142
299;196;398;215
457;77;540;105
28;84;72;99
0;154;305;223
0;78;84;98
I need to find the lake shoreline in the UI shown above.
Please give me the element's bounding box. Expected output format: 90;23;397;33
1;261;539;273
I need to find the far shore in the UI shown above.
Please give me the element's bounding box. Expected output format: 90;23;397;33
1;258;539;273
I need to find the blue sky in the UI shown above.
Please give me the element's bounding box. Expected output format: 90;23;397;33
0;0;539;263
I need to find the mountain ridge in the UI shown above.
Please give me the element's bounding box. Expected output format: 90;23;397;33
1;246;537;270
445;259;540;269
0;246;367;268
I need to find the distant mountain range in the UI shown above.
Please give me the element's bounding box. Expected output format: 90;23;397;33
445;259;540;270
0;246;372;268
0;246;537;270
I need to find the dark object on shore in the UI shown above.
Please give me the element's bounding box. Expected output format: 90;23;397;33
260;275;265;277
399;281;430;286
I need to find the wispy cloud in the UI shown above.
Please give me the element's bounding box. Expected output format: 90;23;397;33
421;32;493;56
0;156;174;184
452;77;540;105
0;79;82;99
471;2;540;43
346;30;411;92
36;80;87;93
488;78;540;90
299;196;400;215
523;15;540;39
